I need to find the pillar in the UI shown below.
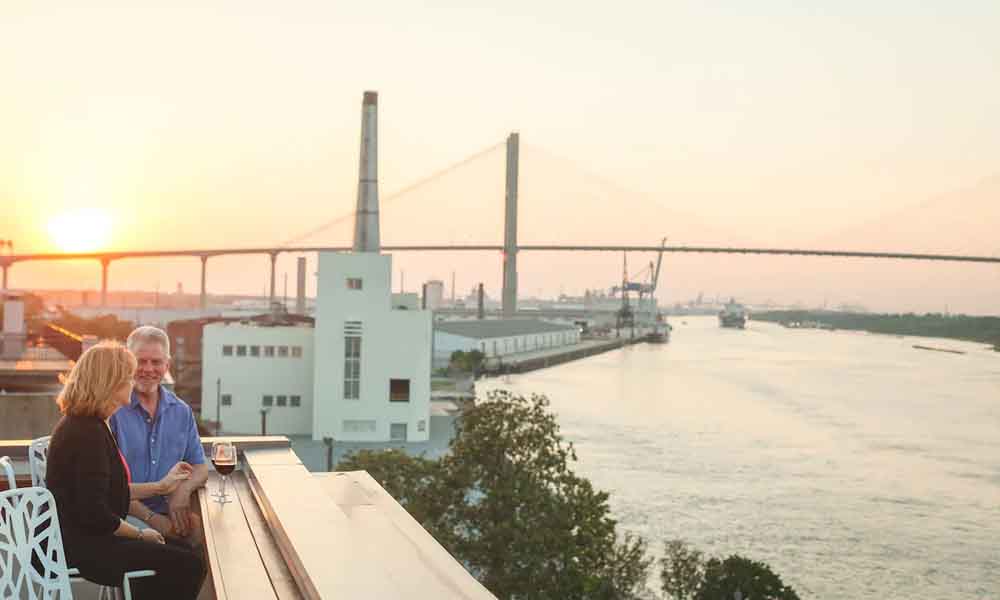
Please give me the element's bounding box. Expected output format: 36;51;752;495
200;255;209;310
268;252;278;306
502;132;519;317
100;258;110;307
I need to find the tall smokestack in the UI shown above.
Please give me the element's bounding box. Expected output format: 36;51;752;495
295;257;306;314
353;91;380;253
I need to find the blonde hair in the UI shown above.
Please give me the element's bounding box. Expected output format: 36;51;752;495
57;340;137;417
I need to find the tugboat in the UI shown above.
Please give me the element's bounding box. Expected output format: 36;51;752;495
647;312;672;343
718;298;747;329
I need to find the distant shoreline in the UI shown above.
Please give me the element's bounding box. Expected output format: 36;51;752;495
753;310;1000;350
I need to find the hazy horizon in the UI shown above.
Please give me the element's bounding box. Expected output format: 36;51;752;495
3;2;999;314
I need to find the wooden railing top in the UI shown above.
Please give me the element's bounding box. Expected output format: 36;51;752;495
0;435;291;459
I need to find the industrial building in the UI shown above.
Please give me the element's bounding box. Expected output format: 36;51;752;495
201;91;432;443
433;319;580;367
201;316;315;435
422;280;445;310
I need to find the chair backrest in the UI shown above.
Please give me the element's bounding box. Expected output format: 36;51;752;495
0;456;15;490
0;487;74;599
29;436;50;488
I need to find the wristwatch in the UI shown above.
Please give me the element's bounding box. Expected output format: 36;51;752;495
137;529;146;541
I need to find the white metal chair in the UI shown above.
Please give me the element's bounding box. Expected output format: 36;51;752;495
28;437;50;488
0;487;154;600
1;486;74;599
25;436;156;600
0;456;16;490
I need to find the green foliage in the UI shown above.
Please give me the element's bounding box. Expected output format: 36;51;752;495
51;310;135;341
338;389;651;599
660;540;705;600
695;555;800;600
449;349;485;372
755;310;1000;347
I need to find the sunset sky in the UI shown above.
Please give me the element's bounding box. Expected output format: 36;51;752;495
2;2;999;313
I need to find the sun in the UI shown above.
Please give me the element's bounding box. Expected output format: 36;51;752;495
47;209;113;253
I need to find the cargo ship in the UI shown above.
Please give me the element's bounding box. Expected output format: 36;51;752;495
719;299;747;329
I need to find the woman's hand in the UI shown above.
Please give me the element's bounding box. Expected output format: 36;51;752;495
157;461;193;495
139;528;166;545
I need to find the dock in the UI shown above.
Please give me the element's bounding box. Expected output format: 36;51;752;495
481;335;650;376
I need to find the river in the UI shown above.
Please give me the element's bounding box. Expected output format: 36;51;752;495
483;316;1000;599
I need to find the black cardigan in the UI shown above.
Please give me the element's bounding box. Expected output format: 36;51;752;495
46;415;129;548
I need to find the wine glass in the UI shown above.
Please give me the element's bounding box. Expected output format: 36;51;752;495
211;441;236;504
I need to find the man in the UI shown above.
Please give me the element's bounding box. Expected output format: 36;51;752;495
111;325;208;542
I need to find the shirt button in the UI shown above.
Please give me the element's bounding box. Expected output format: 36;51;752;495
152;460;157;465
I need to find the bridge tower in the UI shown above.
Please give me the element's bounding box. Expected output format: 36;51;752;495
502;132;519;317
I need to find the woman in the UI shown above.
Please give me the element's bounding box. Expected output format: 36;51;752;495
46;341;205;600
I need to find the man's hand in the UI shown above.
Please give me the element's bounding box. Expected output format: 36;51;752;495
157;461;192;496
167;488;194;537
147;513;174;537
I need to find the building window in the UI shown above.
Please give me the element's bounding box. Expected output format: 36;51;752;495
221;394;232;406
389;379;410;402
276;395;287;407
236;345;247;357
344;336;361;400
291;346;303;358
264;345;275;358
417;419;426;432
278;345;289;358
250;345;260;357
480;342;485;353
343;419;376;433
222;345;233;356
262;395;273;407
346;278;363;290
290;395;301;407
390;423;408;442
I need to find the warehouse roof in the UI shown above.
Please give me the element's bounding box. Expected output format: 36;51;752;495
434;319;576;340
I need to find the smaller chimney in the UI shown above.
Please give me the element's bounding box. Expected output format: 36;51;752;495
295;257;307;314
477;284;485;320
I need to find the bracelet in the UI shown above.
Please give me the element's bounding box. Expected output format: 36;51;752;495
137;529;145;541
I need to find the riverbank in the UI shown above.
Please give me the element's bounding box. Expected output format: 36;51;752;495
753;310;1000;349
480;335;650;376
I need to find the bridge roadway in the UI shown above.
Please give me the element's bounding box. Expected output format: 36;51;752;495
2;244;998;308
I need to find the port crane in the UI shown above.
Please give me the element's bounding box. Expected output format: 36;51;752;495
611;238;667;338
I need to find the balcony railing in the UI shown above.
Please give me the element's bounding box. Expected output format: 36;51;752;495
1;436;494;600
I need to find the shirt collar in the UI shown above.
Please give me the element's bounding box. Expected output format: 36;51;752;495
129;384;179;411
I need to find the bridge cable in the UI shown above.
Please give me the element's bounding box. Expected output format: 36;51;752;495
280;140;506;247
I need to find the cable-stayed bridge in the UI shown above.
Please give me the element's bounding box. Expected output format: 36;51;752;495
3;133;998;310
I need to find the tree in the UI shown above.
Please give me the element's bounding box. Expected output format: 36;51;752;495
437;389;651;599
51;310;134;341
449;349;485;373
695;555;800;600
660;539;705;600
337;389;652;599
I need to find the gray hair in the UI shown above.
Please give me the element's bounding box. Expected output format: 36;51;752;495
127;325;171;358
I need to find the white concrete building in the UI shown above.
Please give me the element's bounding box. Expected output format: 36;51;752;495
433;319;580;367
202;91;432;443
313;253;432;443
202;320;315;435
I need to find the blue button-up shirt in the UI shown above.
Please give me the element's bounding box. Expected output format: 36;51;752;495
110;385;206;514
